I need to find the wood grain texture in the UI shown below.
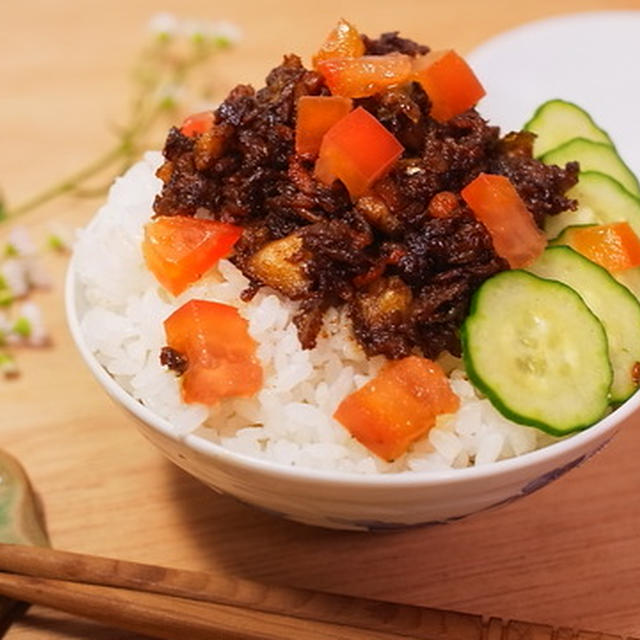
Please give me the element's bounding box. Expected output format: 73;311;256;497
0;545;636;640
0;544;484;639
3;1;640;639
0;573;424;640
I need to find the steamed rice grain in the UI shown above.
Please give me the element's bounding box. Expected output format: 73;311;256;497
76;152;557;474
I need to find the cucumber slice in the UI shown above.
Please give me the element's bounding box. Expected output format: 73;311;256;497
461;270;611;435
545;171;640;240
528;246;640;403
544;202;598;240
568;171;640;237
524;99;613;157
549;226;640;304
541;138;640;197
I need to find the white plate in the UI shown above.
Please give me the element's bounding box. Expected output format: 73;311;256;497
468;10;640;173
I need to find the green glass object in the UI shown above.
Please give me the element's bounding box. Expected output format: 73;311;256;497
0;450;50;634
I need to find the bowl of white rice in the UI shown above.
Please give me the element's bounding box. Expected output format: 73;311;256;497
65;152;638;530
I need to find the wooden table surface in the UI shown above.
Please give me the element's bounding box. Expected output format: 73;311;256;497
3;1;640;638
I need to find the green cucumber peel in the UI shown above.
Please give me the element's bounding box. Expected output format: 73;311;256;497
461;270;612;436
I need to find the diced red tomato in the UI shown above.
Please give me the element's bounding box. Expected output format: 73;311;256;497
565;222;640;272
314;107;404;198
295;96;353;156
461;173;546;268
143;216;243;296
180;111;214;137
413;50;485;123
312;18;365;68
334;356;460;461
316;53;413;99
164;300;262;405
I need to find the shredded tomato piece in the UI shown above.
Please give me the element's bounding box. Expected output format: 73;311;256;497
312;18;365;68
164;300;262;405
314;107;403;198
180;111;214;137
461;173;546;268
295;96;353;156
316;53;412;99
143;216;242;296
565;222;640;272
413;50;485;122
334;356;459;461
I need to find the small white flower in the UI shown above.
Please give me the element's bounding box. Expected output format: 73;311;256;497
0;311;9;344
1;258;28;298
16;302;49;347
148;12;179;40
6;226;35;256
155;83;185;110
208;20;242;46
181;18;208;42
0;352;18;378
46;221;75;253
25;257;52;290
181;18;242;46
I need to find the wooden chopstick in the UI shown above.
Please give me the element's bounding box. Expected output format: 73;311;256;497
0;544;636;640
0;572;410;640
0;543;480;640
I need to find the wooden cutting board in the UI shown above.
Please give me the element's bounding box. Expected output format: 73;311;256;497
2;0;640;638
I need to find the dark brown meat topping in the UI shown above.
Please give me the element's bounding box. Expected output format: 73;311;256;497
361;32;430;57
153;32;579;360
160;346;189;376
489;131;580;227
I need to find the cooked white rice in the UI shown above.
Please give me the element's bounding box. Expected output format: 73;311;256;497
75;152;558;474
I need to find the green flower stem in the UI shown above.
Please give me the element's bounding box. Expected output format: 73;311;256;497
1;26;234;222
4;143;126;220
4;101;164;218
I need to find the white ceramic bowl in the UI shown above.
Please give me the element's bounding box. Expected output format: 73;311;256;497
65;11;640;530
65;255;640;530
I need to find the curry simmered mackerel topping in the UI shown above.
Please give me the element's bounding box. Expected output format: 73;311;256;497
152;20;579;360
